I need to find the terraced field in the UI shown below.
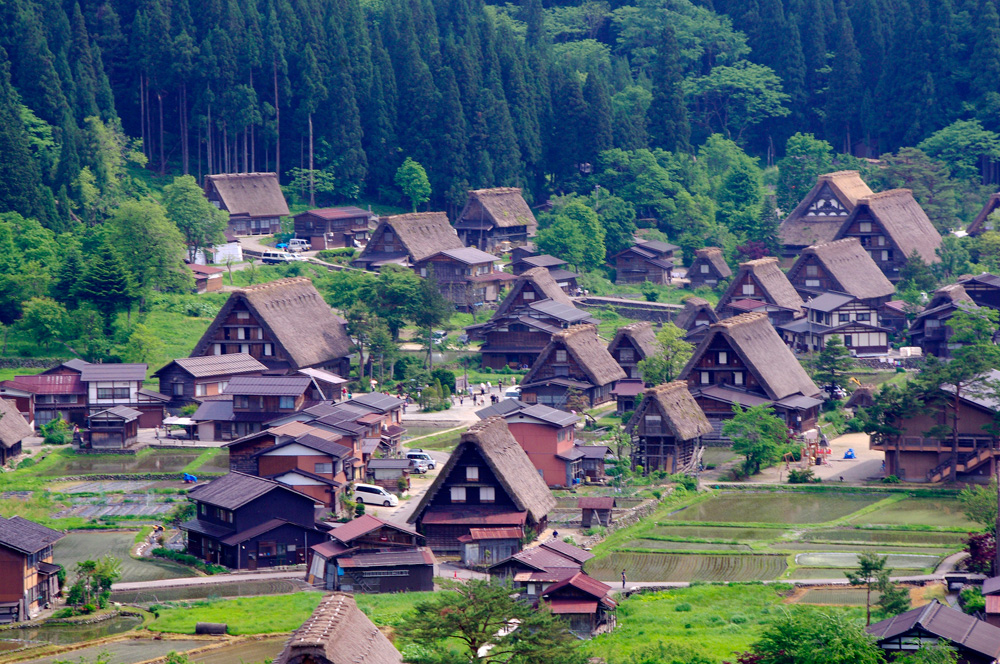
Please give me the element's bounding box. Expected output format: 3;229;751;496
808;528;968;546
774;542;955;555
624;539;753;552
785;567;855;579
649;525;787;540
585;552;788;582
794;552;940;569
794;588;882;605
110;579;302;605
847;498;977;529
667;492;882;524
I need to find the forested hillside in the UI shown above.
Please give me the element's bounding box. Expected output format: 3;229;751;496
4;0;1000;229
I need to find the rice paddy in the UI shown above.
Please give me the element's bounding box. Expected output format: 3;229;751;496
37;451;205;476
793;588;882;605
649;525;787;540
624;539;753;552
807;528;969;546
109;579;303;605
794;552;940;569
847;497;978;529
666;492;882;524
585;552;788;582
54;531;196;583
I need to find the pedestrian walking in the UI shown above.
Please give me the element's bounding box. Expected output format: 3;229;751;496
621;569;627;589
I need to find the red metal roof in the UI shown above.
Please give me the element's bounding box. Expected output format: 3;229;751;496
420;508;527;526
545;599;598;614
2;374;85;395
329;514;421;544
468;527;524;540
310;540;352;558
729;298;768;311
577;497;615;510
301;206;371;220
542;571;613;602
188;264;224;276
987;595;1000;614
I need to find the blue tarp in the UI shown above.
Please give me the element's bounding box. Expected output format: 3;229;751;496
843;449;856;459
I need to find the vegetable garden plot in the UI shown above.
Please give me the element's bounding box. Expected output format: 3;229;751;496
624;539;752;552
585;552;787;582
61;480;154;493
794;552;940;569
808;529;968;546
847;498;978;529
667;492;881;524
649;525;787;541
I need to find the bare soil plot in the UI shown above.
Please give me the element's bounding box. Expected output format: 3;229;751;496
585;552;787;582
666;492;881;524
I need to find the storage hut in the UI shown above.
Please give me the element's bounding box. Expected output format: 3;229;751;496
579;496;615;528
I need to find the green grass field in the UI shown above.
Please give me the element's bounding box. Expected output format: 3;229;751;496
149;593;324;634
847;498;978;529
585;552;788;582
667;492;882;524
54;531;196;583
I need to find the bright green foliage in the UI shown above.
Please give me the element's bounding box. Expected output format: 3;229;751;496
868;148;960;233
163;175;229;262
918;120;1000;182
636;323;693;385
748;610;884;664
647;26;689;153
959;477;998;529
846;551;890;625
18;297;67;349
776;133;833;213
684;61;790;143
75;242;136;336
722;404;788;475
895;643;960;664
106;198;192;296
120;323;164;364
395;157;431;212
537;201;606;271
596;194;637;259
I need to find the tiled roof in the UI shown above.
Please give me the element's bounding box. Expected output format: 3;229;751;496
188;472;312;510
80;363;147;382
159;354;267;379
226;375;312;396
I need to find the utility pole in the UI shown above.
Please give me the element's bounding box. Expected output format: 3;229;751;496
995;457;999;576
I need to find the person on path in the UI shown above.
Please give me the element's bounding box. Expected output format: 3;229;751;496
621;569;626;589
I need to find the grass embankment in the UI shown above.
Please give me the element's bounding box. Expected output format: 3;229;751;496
149;593;325;634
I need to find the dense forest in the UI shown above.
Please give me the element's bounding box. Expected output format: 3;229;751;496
6;0;1000;230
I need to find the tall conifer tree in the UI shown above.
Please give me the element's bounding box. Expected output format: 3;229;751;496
647;26;690;153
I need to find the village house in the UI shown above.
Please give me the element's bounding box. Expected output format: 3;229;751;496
413;247;516;311
613;240;678;285
83;406;142;450
510;254;579;295
958;273;1000;310
181;472;326;569
408;416;556;556
680;312;823;440
188;263;224;293
488;538;593;582
626;382;713;475
80;363;167;428
154;354;267;412
778;170;874;258
685;247;732;290
607;321;658;380
224;421;351;474
254;434;352;509
203;172;288;236
519;325;627;410
867;601;1000;664
909;284;978;358
832;189;942;282
785;238;895;309
611;379;644;415
779;293;891;356
195;230;243;266
0;516;64;624
0;399;31;467
872;369;1000;483
981;576;1000;628
191;375;313;441
468;267;597;370
307;515;434;593
967;193;1000;236
353;212;464;270
673;296;720;344
189;278;352;375
293;206;373;250
541;571;617;637
0;373;87;429
715;258;804;326
273;593;404;664
365;459;412;493
454;187;538;252
881;300;912;334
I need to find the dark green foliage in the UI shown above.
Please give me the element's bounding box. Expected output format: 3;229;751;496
647;27;689;153
75;241;136;336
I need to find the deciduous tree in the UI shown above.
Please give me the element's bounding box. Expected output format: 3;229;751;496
395;157;431;212
163;174;229;262
722;404;788;475
636;323;693;385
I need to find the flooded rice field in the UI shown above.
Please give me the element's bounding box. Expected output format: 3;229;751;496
54;532;196;583
18;638;203;664
0;616;142;654
38;452;202;477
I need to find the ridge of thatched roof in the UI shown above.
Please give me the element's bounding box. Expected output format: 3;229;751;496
627;382;712;441
375;212;464;263
274;593;403;664
459;188;538;229
608;322;658;360
681;313;820;400
837;189;941;264
409;417;556;524
718;258;804;313
969;193;1000;235
0;398;32;450
779;171;873;247
673;297;719;331
691;247;732;278
789;238;895;300
491;267;574;320
524;324;627;388
191;278;351;370
204;172;289;218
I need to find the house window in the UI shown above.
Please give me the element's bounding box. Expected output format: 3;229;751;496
805;279;820;287
859;222;872;232
555;350;567;362
805;265;818;277
466;466;479;481
925;319;940;328
213;344;222;355
523;291;535;300
700;371;711;385
844;335;853;347
881;250;891;261
700;264;709;274
234;396;250;409
554;366;569;377
645;415;662;433
734;371;744;386
97;387;129;400
742;283;755;295
857;312;870;322
450;487;467;503
315;463;333;474
839;313;851;323
237;311;250;320
173;383;185;396
480;486;496;503
877;236;886;246
195;383;206;397
718;351;727;365
420;268;427;277
199;503;207;515
237;327;246;340
263;343;273;356
240;344;250;354
619;348;634;362
279;396;295;409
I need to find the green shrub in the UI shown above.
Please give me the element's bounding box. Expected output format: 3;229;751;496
730;613;748;624
669;473;698;492
17;457;36;469
675;603;692;612
882;474;901;484
152;548;227;574
787;469;815;484
961;585;985;614
41;418;71;444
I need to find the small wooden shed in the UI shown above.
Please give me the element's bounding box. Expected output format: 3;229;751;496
365;458;412;493
85;406;141;450
459;527;524;567
579;497;616;528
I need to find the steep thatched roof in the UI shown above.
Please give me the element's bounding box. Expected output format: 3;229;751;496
608;322;658;360
690;247;732;278
0;399;31;450
491;267;575;320
968;193;1000;236
204;173;289;218
523;324;627;388
673;297;719;331
274;593;403;664
681;313;820;400
779;171;873;247
191;278;351;370
626;382;712;441
788;238;895;300
836;190;941;264
409;417;556;524
373;212;464;263
458;188;538;229
718;258;804;313
844;384;877;409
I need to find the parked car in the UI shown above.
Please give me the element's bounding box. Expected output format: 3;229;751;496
504;385;521;399
287;252;308;261
405;450;436;470
408;458;430;474
288;238;311;252
353;483;398;507
261;250;294;264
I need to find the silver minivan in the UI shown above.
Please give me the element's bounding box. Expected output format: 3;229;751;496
353;483;398;507
405;450;436;470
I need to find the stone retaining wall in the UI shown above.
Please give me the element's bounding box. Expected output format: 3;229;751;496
576;297;682;323
0;358;65;369
578;497;659;548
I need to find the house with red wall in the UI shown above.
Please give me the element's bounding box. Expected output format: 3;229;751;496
477;401;584;487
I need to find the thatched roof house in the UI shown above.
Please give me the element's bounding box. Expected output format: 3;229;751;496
680;312;822;438
673;296;719;343
968;193;1000;237
0;398;32;466
686;247;732;289
910;283;979;358
844;384;877;410
409;417;556;554
203;172;288;236
716;257;804;325
455;187;537;251
521;325;627;410
274;593;403;664
786;238;895;304
354;212;464;269
190;278;352;374
778;171;873;255
607;322;658;380
626;382;713;474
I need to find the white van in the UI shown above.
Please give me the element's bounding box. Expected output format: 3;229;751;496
288;238;311;252
405;450;436;470
353;483;398;507
261;250;294;264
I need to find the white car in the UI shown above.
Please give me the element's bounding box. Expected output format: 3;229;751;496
353;483;398;507
287;238;311;252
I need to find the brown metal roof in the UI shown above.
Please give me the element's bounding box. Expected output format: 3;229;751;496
577;497;615;510
80;363;147;382
337;548;436;568
159;354;267;379
0;516;64;554
867;600;1000;659
226;375;312;396
329;514;421;545
1;373;85;395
